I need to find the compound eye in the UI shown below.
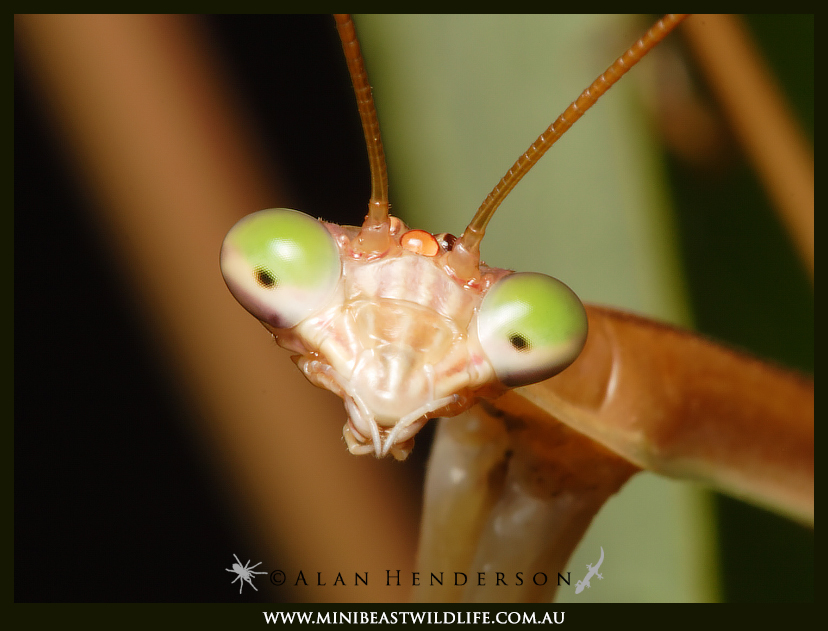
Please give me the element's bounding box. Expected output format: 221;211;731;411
220;208;341;329
477;272;587;387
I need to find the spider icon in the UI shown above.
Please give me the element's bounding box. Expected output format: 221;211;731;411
225;553;267;594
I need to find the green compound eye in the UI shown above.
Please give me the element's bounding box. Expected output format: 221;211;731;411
220;208;341;329
477;272;587;387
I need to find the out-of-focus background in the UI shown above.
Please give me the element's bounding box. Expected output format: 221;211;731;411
15;15;812;603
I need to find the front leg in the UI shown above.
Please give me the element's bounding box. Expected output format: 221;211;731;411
416;395;637;602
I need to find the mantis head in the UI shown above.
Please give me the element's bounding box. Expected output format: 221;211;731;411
221;207;586;459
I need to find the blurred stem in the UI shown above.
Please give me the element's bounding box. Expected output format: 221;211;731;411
15;14;417;602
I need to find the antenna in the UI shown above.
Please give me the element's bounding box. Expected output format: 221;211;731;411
447;14;689;279
334;14;392;254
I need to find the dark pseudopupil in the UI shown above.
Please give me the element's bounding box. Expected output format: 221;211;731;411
254;266;277;288
509;332;529;351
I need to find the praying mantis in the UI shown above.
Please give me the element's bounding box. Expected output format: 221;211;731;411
15;13;810;604
220;15;812;602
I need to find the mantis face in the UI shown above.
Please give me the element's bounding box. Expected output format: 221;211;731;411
221;207;587;459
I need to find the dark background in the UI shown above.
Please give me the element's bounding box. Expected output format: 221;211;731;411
14;15;367;603
15;15;813;602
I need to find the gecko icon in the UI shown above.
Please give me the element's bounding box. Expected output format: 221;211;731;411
575;547;604;594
